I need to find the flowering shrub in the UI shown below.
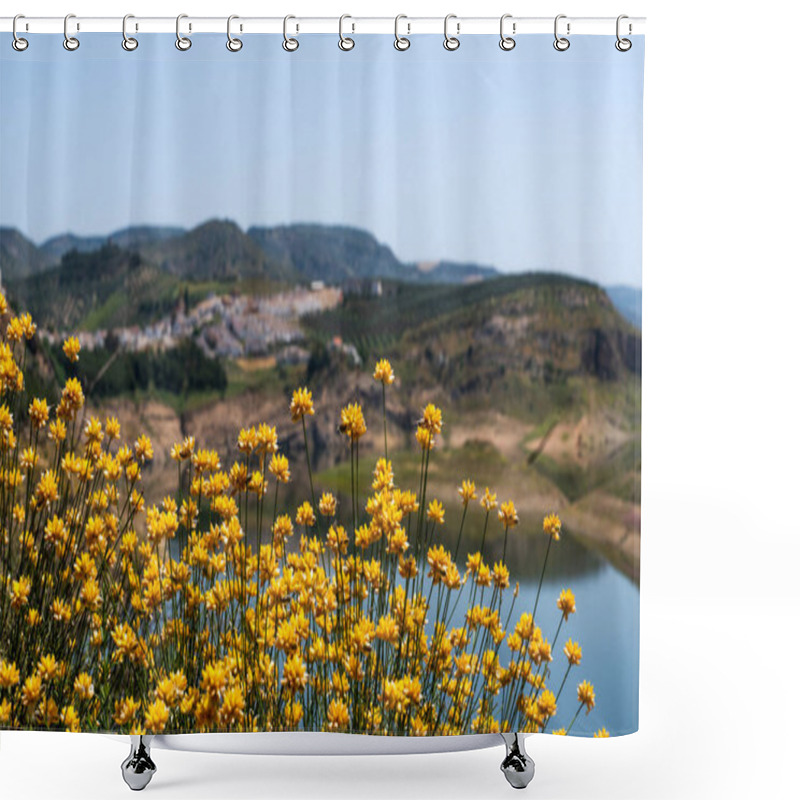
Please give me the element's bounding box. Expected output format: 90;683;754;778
0;295;598;736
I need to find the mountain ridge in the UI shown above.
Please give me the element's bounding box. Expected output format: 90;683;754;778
1;221;640;325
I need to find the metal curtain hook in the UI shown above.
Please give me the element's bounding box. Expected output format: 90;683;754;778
499;14;515;51
176;14;192;50
227;15;242;51
122;14;138;51
63;13;79;51
339;14;354;50
394;14;410;51
553;14;570;51
444;14;459;51
283;15;299;51
616;15;632;51
12;14;28;51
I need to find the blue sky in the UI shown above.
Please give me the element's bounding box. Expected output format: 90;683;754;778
1;33;643;286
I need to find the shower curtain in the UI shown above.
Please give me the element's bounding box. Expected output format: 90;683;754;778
0;29;643;739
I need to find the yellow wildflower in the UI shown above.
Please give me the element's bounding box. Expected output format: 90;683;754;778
373;359;395;385
51;598;72;623
0;659;20;688
268;453;291;483
282;653;308;694
564;638;582;666
135;434;154;462
22;675;43;706
420;403;443;435
62;705;81;732
458;479;477;506
113;697;140;727
73;673;95;700
372;457;394;491
200;661;227;696
412;427;434;456
498;500;519;528
105;416;121;440
594;728;610;738
28;398;49;429
219;685;245;726
492;562;510;590
63;336;81;362
427;499;445;525
256;423;278;454
296;501;316;527
557;588;576;620
326;524;348;554
20;447;38;471
537;690;557;720
578;680;596;712
340;402;367;441
36;654;59;681
327;698;350;730
34;469;59;508
10;577;31;609
544;512;562;541
318;492;337;517
144;699;170;733
272;514;294;544
290;387;315;422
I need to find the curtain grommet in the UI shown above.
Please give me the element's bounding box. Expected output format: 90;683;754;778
443;14;460;51
499;14;516;51
283;15;299;52
176;14;192;51
615;15;632;51
63;13;80;51
122;14;138;51
12;15;28;51
394;15;410;51
553;15;570;51
226;15;243;52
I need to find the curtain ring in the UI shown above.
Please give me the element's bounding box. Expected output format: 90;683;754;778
499;14;515;51
122;14;138;51
553;14;570;51
63;13;80;51
176;14;192;51
443;14;459;51
227;15;243;51
339;15;354;51
12;15;28;51
283;15;299;51
615;15;632;51
394;14;410;51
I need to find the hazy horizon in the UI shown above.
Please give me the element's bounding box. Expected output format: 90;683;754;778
1;216;642;290
1;33;644;288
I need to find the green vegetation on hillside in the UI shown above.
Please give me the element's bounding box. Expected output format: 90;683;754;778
8;244;181;331
50;338;227;400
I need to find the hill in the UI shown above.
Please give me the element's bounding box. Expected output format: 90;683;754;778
140;220;297;282
305;272;640;399
247;223;409;283
415;260;499;283
7;243;180;331
0;227;50;280
2;220;503;289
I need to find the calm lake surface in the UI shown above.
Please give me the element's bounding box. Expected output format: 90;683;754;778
242;525;639;737
420;531;639;737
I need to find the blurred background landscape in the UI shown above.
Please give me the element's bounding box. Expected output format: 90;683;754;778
1;219;640;583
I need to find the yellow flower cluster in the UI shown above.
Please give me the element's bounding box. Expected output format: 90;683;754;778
0;312;597;737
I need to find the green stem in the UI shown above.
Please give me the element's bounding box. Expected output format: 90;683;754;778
532;535;553;624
